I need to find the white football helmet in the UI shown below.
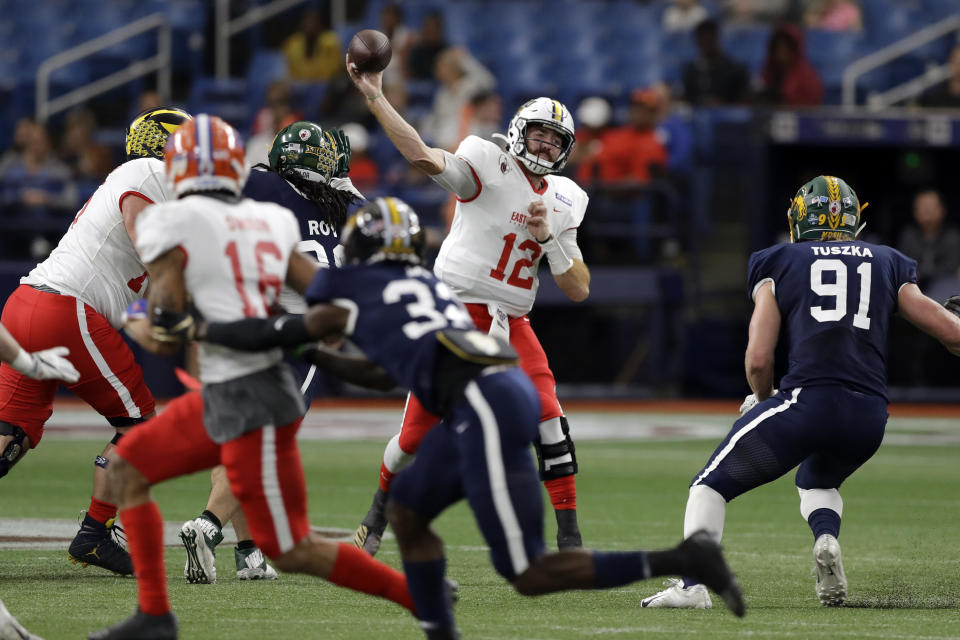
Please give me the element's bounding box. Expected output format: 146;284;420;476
506;97;575;175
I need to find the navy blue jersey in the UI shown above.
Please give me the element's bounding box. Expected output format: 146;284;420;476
748;241;917;400
243;169;341;267
305;263;475;412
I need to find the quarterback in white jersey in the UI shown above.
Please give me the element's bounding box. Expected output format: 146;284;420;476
0;106;191;577
348;55;588;553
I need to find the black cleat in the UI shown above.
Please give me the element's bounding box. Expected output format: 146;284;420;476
421;622;461;640
679;530;746;617
88;608;178;640
69;514;133;576
555;509;582;549
353;488;388;556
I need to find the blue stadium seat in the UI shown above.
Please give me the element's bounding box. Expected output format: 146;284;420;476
805;29;864;89
188;76;251;134
245;50;288;107
721;25;770;74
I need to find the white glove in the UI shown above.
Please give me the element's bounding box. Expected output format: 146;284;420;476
11;346;81;384
739;389;777;416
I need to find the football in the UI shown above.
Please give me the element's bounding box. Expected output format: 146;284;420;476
348;29;392;73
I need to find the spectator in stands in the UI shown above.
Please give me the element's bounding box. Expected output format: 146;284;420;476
682;19;751;106
663;0;709;33
725;0;791;25
407;10;448;80
803;0;862;32
380;3;412;87
459;89;503;143
60;109;112;188
421;47;496;150
577;87;668;185
340;123;380;193
919;44;960;109
757;24;823;106
0;118;37;174
897;189;960;291
0;123;77;217
650;83;694;175
247;80;303;167
283;7;342;81
568;96;612;178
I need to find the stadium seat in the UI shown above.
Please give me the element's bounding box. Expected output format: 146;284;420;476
188;76;251;134
721;25;770;75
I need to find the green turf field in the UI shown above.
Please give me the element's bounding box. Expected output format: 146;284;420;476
2;436;959;639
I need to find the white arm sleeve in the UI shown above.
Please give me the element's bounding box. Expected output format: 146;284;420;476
428;151;479;200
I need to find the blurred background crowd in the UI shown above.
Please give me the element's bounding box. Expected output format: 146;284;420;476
1;0;959;398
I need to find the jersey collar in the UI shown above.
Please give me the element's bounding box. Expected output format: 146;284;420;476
513;157;549;195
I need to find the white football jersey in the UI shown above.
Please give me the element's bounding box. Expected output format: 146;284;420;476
433;136;588;317
136;195;301;384
22;158;173;328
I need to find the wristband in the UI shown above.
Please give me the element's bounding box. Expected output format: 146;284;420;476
538;235;574;275
367;92;383;102
10;349;35;376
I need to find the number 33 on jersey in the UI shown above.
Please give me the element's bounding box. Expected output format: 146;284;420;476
747;240;917;400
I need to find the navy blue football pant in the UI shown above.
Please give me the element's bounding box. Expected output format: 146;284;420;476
285;356;322;407
390;367;546;580
692;386;888;500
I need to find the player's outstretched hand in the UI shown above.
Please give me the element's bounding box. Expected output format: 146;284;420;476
20;346;80;383
944;295;960;319
345;53;383;101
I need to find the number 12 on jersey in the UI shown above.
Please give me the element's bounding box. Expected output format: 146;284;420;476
810;258;871;330
489;233;542;290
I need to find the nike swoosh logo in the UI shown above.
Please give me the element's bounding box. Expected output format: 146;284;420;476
273;316;289;331
454;422;469;434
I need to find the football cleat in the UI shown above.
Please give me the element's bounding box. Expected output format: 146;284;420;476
68;513;133;576
235;546;279;581
676;531;745;617
641;578;712;609
555;509;582;550
88;608;177;640
353;487;389;556
813;534;847;606
179;517;222;584
0;598;43;640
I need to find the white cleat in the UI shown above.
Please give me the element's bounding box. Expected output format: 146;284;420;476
641;578;713;609
235;546;279;581
814;534;847;606
179;518;221;584
0;598;43;640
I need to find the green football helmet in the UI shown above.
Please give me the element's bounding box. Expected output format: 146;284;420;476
787;175;865;242
267;121;351;184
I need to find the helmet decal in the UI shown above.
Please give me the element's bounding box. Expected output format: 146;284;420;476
788;175;862;243
125;107;192;161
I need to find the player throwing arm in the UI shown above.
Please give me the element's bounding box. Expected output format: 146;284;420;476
641;176;960;610
0;107;191;576
346;52;589;554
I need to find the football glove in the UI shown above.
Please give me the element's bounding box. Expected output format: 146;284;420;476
151;307;196;343
326;127;352;178
739;389;778;416
11;346;80;383
944;295;960;319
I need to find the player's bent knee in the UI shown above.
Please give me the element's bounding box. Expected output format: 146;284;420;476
0;422;31;479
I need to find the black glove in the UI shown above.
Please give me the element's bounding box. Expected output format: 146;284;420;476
944;295;960;319
326;127;352;178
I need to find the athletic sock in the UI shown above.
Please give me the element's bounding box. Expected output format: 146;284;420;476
378;462;395;493
544;476;577;510
121;502;169;616
403;557;453;628
807;507;841;539
87;497;117;525
593;551;651;588
329;542;415;613
200;510;223;531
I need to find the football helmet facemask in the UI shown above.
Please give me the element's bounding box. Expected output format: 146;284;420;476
506;97;575;175
125;106;192;161
788;175;867;242
164;114;247;197
341;197;425;266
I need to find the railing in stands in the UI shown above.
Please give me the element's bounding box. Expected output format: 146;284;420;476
35;13;171;122
842;14;960;109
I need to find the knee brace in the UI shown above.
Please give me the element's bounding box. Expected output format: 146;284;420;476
0;421;29;479
534;416;578;481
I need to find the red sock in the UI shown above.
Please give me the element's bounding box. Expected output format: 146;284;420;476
87;496;117;525
329;542;415;613
120;502;170;616
378;463;395;493
544;476;577;510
